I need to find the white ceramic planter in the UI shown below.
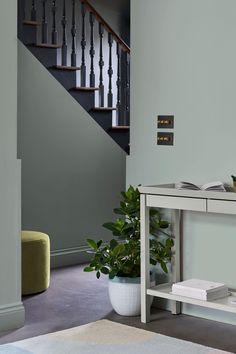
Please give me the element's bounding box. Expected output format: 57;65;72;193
108;276;155;316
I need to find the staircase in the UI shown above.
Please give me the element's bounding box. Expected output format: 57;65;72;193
18;0;130;153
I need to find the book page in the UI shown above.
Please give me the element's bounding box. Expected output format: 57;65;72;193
175;181;200;190
201;181;225;191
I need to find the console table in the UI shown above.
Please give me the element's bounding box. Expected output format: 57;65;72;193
139;183;236;323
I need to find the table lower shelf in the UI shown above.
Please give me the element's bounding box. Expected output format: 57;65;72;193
147;283;236;314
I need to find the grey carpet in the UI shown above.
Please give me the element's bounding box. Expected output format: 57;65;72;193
0;265;235;353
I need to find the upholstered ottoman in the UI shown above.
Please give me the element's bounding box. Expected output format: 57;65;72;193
21;231;50;295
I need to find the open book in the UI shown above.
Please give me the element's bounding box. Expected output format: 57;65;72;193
175;181;226;192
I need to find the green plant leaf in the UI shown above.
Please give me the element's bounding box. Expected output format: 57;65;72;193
160;261;168;273
113;208;126;215
150;209;160;217
97;240;103;248
159;220;169;229
150;258;157;266
87;239;98;250
166;238;174;248
101;267;109;274
113;243;125;256
96;271;101;279
122;266;132;274
90;261;97;267
83;266;94;272
123;223;135;231
110;239;118;249
109;271;117;279
103;222;116;232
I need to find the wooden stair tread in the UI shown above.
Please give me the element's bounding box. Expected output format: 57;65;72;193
53;65;81;71
35;43;62;49
72;87;99;91
92;107;117;111
23;20;41;26
110;126;129;130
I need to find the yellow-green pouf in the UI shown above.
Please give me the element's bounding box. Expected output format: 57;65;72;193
21;231;50;295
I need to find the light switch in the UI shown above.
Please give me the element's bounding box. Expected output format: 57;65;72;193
157;115;174;129
157;132;174;146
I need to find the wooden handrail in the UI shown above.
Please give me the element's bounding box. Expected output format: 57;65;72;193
81;0;130;53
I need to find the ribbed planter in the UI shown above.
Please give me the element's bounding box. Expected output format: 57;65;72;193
108;276;155;316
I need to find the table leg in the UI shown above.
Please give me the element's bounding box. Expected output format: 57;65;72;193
141;194;150;323
171;209;182;314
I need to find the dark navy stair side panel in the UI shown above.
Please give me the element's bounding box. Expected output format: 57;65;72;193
90;111;113;131
70;90;95;112
28;45;58;68
108;129;130;151
49;68;77;90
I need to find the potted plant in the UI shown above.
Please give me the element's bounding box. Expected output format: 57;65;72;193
84;185;174;316
231;175;236;192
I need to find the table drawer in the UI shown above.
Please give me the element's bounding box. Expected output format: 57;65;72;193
146;195;206;212
207;200;236;215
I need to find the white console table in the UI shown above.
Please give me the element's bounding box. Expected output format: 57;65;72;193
139;183;236;323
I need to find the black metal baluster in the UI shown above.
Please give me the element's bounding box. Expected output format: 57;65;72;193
107;33;113;107
99;23;104;107
80;2;86;86
71;0;77;67
42;0;48;43
61;0;67;66
51;0;57;44
89;12;95;87
116;43;122;124
31;0;37;21
125;52;130;125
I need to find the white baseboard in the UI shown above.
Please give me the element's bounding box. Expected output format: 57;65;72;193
0;302;25;332
51;245;92;268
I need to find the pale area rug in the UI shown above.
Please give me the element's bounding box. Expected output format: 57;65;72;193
0;320;232;354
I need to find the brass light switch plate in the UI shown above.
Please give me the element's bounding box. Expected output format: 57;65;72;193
157;132;174;145
157;115;174;129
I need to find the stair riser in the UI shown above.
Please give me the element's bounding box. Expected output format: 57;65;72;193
90;111;113;131
49;69;76;90
23;26;37;45
70;91;95;112
28;46;58;68
116;112;130;127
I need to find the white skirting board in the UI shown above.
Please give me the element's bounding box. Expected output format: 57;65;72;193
50;245;92;268
0;302;25;332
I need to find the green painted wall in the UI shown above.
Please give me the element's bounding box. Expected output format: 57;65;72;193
0;0;24;330
128;0;236;324
18;43;126;267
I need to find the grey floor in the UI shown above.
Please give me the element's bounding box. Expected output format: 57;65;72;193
0;264;236;353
